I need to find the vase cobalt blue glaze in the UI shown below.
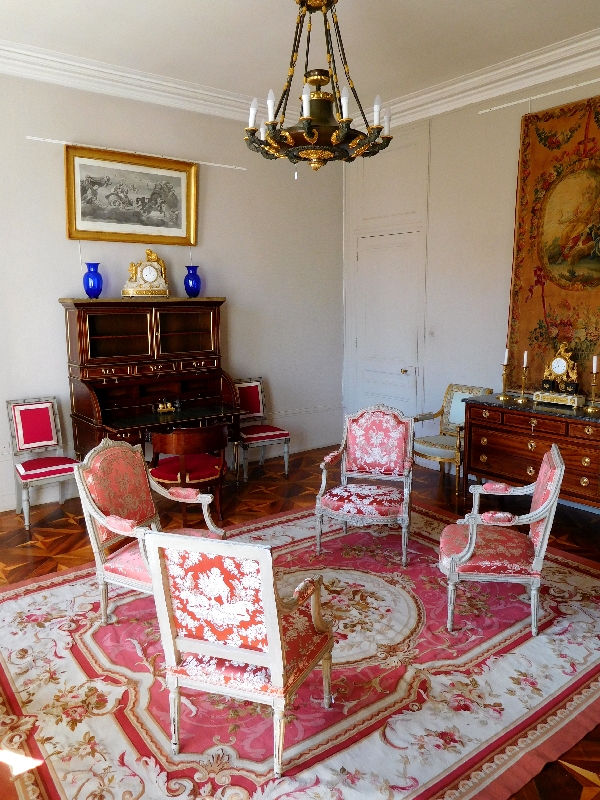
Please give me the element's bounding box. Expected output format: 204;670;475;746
184;265;201;298
83;262;103;299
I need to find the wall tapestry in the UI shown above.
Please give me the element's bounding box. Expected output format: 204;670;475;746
507;94;600;393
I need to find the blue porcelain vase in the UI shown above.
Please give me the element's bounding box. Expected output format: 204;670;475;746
83;262;103;299
184;265;201;298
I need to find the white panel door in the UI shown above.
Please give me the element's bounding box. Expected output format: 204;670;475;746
353;232;425;416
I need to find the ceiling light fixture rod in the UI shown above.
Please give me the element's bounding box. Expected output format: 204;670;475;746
330;8;369;129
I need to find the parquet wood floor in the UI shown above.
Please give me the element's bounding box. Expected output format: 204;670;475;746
1;446;600;798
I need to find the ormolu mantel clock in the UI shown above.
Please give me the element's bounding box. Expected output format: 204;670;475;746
122;249;169;297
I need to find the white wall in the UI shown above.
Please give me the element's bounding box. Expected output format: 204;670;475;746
0;74;344;511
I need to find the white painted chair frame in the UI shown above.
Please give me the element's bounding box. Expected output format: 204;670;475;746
146;531;334;777
234;378;290;482
315;404;414;565
7;396;77;531
439;444;565;637
74;438;224;624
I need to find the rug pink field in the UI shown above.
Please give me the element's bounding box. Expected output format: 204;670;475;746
2;508;600;800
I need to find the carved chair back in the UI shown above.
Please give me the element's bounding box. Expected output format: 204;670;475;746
343;406;413;479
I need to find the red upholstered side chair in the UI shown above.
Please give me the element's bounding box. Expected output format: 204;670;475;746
74;438;224;625
315;405;414;565
150;425;229;525
234;378;290;482
146;531;334;777
439;444;565;637
7;397;79;534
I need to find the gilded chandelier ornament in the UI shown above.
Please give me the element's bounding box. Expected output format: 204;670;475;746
244;0;392;171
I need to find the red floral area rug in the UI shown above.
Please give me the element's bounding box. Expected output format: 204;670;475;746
2;508;600;800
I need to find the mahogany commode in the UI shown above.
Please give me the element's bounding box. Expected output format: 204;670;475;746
59;298;239;459
463;395;600;508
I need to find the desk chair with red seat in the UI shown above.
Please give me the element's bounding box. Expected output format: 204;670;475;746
150;424;229;525
234;378;290;482
7;397;79;534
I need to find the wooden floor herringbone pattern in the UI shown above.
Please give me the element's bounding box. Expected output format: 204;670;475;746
2;447;600;798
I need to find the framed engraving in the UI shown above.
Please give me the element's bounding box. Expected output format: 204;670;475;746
65;145;197;245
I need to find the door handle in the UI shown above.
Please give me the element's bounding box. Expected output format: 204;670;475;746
400;369;408;374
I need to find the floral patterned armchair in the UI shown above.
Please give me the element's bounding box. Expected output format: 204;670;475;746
315;405;414;565
438;444;565;636
413;383;493;495
74;438;224;624
145;531;334;777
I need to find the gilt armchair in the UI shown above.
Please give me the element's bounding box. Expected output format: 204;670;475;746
315;404;414;564
146;531;334;777
414;383;493;494
74;438;224;624
438;444;565;636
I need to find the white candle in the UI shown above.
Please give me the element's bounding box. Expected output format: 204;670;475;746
341;86;349;118
302;83;311;117
267;89;275;121
594;355;598;374
259;120;266;140
504;348;509;365
383;107;391;136
248;98;258;128
373;95;381;126
523;350;528;368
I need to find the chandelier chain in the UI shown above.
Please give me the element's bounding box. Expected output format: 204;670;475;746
331;9;369;129
322;10;342;121
275;7;306;122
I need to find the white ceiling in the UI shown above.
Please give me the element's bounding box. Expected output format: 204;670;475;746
1;1;600;120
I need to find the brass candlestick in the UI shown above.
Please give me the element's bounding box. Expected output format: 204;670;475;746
585;372;600;414
515;365;530;404
497;364;511;401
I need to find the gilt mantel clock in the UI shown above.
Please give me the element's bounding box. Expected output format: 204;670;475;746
122;249;169;297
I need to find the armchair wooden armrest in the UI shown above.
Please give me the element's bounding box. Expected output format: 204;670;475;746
279;575;332;633
148;474;225;537
414;407;443;423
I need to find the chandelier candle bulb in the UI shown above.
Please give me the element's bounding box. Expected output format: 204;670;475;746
302;83;311;117
267;90;275;121
383;108;391;136
373;96;382;126
249;98;258;128
341;86;349;118
259;121;266;140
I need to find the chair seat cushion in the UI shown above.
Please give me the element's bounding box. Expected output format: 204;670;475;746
104;540;152;584
15;456;77;481
171;606;330;697
439;524;538;577
239;424;290;444
413;434;458;459
320;484;405;517
150;454;222;483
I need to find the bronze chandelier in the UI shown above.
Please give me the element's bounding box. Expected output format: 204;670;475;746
244;0;392;171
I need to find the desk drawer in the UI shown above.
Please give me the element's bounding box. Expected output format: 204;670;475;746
503;413;567;435
135;362;178;376
82;365;131;380
469;407;502;424
470;427;550;461
569;422;600;441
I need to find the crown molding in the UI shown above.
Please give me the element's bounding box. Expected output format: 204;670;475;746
1;29;600;126
0;39;255;121
388;28;600;127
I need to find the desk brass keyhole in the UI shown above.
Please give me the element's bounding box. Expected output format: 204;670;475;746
582;456;591;467
528;440;536;451
527;466;535;476
480;437;487;445
482;410;489;418
530;419;537;434
585;426;594;435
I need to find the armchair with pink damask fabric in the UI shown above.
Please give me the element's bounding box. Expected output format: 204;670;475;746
74;438;224;624
438;444;565;636
145;531;334;777
315;405;414;565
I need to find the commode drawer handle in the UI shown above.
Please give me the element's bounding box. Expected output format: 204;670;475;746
482;410;489;418
527;466;535;476
582;456;591;467
480;437;487;445
528;440;536;451
479;454;487;463
585;426;594;435
581;477;590;487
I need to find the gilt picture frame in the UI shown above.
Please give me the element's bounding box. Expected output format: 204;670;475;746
65;145;197;245
507;95;600;394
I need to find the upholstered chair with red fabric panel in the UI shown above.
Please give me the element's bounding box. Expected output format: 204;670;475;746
7;397;79;534
150;425;229;525
234;378;290;482
438;444;565;637
74;438;224;624
315;404;414;565
145;531;334;778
